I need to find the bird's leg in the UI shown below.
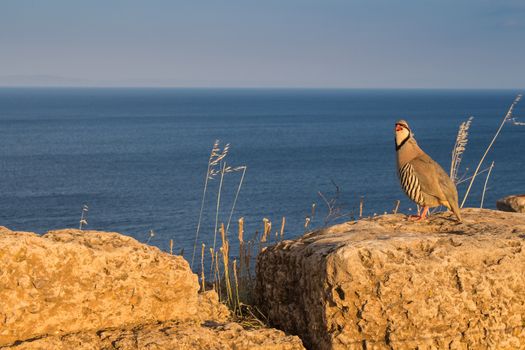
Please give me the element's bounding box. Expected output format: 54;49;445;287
415;206;429;221
408;206;429;221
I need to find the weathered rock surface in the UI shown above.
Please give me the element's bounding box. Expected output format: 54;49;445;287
0;227;202;345
497;194;525;213
256;209;525;350
3;320;303;350
0;227;304;350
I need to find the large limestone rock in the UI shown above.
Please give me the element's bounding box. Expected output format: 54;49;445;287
256;209;525;350
0;228;202;346
0;227;304;350
497;194;525;213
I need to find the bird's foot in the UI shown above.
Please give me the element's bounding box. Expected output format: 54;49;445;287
408;206;429;221
408;215;426;221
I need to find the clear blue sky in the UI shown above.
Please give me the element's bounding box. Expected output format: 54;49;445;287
1;0;524;88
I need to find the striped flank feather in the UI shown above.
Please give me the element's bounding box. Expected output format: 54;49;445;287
399;163;425;206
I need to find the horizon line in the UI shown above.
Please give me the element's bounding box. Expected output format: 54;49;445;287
0;85;523;91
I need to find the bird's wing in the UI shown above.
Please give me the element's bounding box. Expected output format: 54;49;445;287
411;153;461;220
409;154;448;201
435;163;460;206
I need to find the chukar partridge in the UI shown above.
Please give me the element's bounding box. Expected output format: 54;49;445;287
395;120;462;222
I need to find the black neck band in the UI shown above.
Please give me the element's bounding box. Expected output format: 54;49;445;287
395;135;410;151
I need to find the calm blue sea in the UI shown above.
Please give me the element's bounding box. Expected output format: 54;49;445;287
0;88;523;265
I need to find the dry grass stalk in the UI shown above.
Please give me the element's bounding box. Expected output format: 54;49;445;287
192;140;221;268
220;224;234;308
280;217;286;240
169;239;173;255
318;181;353;226
393;200;400;214
480;161;495;209
209;248;215;280
238;217;245;275
212;162;227;255
261;218;271;243
214;251;221;301
79;204;88;230
450;116;474;183
211;251;217;294
304;217;310;230
220;223;227;249
220;246;233;305
210;143;230;167
200;243;206;291
461;94;522;207
233;259;241;316
192;140;247;280
225;166;247;236
212;159;246;254
359;196;364;218
508;109;525;125
219;247;232;305
146;230;155;244
238;217;244;243
456;166;491;185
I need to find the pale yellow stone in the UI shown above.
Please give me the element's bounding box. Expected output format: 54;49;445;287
256;208;525;350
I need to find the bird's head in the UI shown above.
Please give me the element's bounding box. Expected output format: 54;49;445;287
395;119;412;150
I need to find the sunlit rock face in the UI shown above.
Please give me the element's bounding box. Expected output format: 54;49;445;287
256;209;525;350
0;227;304;350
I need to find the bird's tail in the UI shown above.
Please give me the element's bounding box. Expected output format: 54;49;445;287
449;200;462;222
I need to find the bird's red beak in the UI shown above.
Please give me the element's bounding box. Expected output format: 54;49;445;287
395;124;403;131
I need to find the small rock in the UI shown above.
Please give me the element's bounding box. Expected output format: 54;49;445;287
497;194;525;213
